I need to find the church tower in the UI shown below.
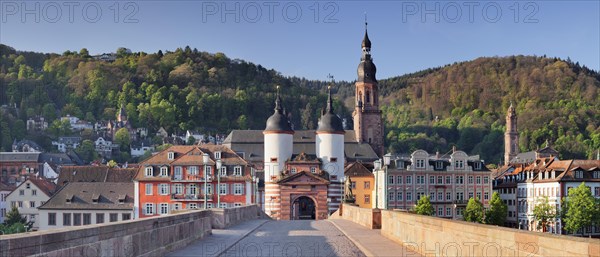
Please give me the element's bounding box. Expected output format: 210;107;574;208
263;87;294;218
504;103;519;164
316;86;345;214
352;23;384;157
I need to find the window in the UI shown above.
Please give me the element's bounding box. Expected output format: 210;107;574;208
474;162;482;170
397;192;403;201
437;176;443;184
468;192;474;199
19;189;24;196
160;167;168;177
159;203;169;215
234;203;242;207
144;203;155;215
483;177;489;184
207;203;213;208
63;213;71;226
330;157;337;162
122;213;131;220
219;184;228;195
388;192;394;201
291;167;297;173
189;166;198;175
476;192;481;200
172;203;182;211
476;176;481;184
48;213;56;226
18;201;23;208
364;194;370;204
234;184;243;195
446;192;451;201
595;187;600;197
219;203;228;208
429;192;435;200
455;160;464;169
73;213;81;226
110;213;118;222
429;176;435;184
406;192;413;201
468;176;474;184
484;192;489;200
145;167;153;177
233;166;243;176
446;207;451;216
30;201;35;208
435;161;443;170
204;166;212;177
172;184;183;195
396;160;404;169
437;192;443;201
445;176;451;184
396;176;403;184
96;213;104;224
388;175;394;184
26;183;31;189
455;176;464;184
159;184;169;195
145;184;153;195
270;157;278;162
456;208;464;216
574;170;583;179
188;184;198;195
351;182;356;189
214;151;221;159
456;192;464;200
83;213;91;225
364;181;370;189
438;207;443;216
310;167;316;173
174;166;183;179
594;171;600;179
32;189;37;196
416;159;425;168
220;166;227;176
168;152;174;160
416;175;425;184
406;176;412;184
188;203;198;209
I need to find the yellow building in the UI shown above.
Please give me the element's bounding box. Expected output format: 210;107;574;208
344;162;374;208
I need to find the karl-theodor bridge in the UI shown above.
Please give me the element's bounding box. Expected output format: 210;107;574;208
1;204;598;257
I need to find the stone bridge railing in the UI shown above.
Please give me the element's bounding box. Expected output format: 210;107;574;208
0;205;264;257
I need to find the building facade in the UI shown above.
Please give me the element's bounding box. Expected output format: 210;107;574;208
344;162;374;208
134;144;256;219
38;182;134;231
4;178;57;230
374;150;492;219
0;182;15;223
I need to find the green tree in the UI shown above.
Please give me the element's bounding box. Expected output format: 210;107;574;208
415;195;434;216
485;192;507;225
107;160;118;168
464;197;484;223
48;119;72;138
4;206;27;226
563;182;598;236
532;196;556;232
114;128;131;151
79;48;90;57
75;140;98;164
186;136;196;145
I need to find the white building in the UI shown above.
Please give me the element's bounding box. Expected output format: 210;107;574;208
4;178;57;230
0;182;15;223
38;182;134;231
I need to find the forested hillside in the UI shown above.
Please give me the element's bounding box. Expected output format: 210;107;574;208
0;44;598;164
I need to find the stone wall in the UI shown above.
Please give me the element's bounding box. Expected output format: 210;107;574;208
380;209;600;257
340;204;381;229
0;205;263;257
211;204;267;229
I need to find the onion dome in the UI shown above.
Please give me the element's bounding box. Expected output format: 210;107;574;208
317;86;344;133
265;87;293;132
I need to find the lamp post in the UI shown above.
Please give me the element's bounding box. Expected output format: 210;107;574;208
253;176;259;206
203;153;209;209
374;159;382;209
341;176;346;203
216;159;222;207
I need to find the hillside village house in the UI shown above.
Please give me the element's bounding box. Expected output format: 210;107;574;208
134;144;257;219
38;182;134;231
0;182;15;223
4;178;57;230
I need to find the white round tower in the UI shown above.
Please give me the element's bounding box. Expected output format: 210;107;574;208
263;87;293;219
316;86;345;214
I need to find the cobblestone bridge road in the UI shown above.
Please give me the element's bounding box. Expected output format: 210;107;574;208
220;220;366;257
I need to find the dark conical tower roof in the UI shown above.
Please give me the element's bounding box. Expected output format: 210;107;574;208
362;29;371;49
265;86;293;132
357;24;377;84
317;86;344;133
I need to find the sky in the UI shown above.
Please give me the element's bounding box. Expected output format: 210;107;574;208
1;1;599;81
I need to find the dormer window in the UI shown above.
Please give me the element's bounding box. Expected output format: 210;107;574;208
593;171;600;179
118;195;126;204
160;167;168;177
66;195;73;204
92;194;100;204
188;166;198;175
395;160;404;169
574;170;583;179
168;152;175;160
474;162;481;170
234;166;243;176
435;161;443;170
26;183;31;189
220;166;227;176
214;151;221;160
416;159;425;169
454;160;464;169
145;167;153;177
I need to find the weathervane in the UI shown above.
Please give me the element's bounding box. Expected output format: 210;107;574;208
364;12;368;29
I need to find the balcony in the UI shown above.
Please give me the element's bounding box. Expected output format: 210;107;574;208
172;175;212;182
452;200;469;205
171;194;213;201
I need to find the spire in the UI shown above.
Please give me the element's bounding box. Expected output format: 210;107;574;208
274;85;283;113
326;74;334;113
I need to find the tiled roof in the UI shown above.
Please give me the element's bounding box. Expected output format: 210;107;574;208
0;181;15;192
38;182;133;210
344;162;373;177
29;178;58;197
0;152;40;162
58;166;137;186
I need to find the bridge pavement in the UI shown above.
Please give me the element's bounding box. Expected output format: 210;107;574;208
167;219;419;257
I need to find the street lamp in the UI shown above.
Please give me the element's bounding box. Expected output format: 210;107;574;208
341;176;346;203
216;159;222;207
253;176;258;206
374;159;382;209
203;153;209;209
